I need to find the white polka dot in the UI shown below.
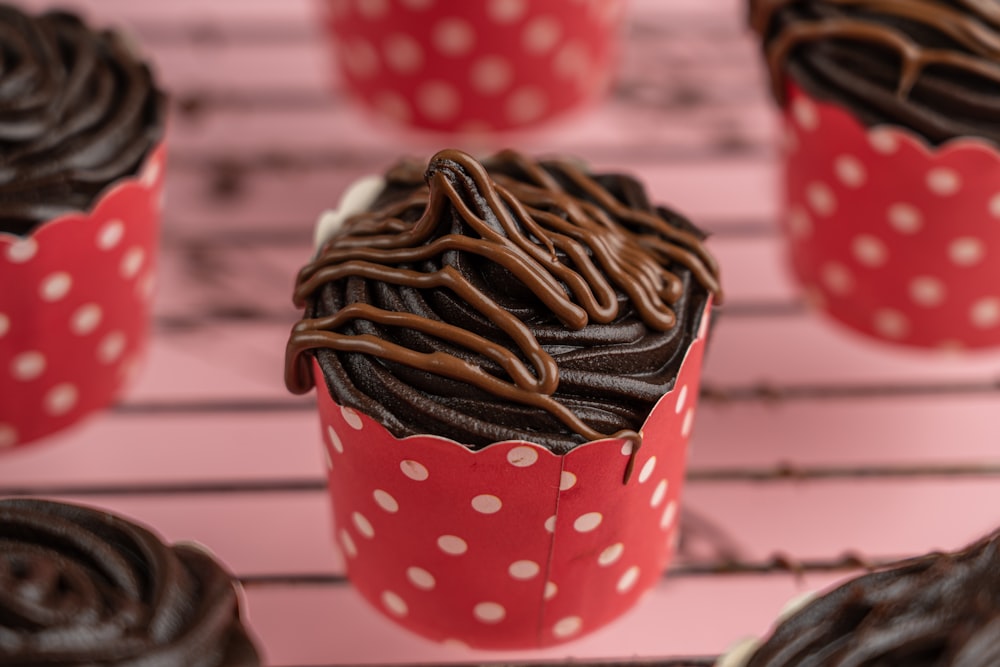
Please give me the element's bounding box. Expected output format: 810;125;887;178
97;220;125;250
374;91;411;123
507;445;538;467
598;542;624;566
40;272;72;301
544;515;556;533
438;535;467;555
327;425;344;453
11;351;45;381
990;193;1000;219
573;512;603;533
471;494;502;514
681;407;695;438
638;457;657;484
559;471;577;491
620;440;634;456
120;247;145;280
869;128;899;154
352;512;375;539
971;298;1000;329
339;529;358;558
508;560;540;580
140;159;162;188
617;566;640;593
71;303;102;336
553;41;588;82
45;384;78;416
342;39;379;79
888;203;923;234
650;479;668;508
544;581;558;600
553;616;583;639
98;331;126;364
874;309;909;340
787;206;812;238
6;238;37;263
852;235;888;267
821;262;854;295
433;18;474;56
806;182;836;216
0;313;8;338
373;489;399;513
136;273;156;302
416;80;460;121
488;0;526;23
357;0;389;19
523;16;561;53
407;566;436;590
0;424;16;448
506;87;547;125
400;459;428;481
674;385;689;415
384;34;424;77
909;276;946;307
382;590;408;617
949;237;985;266
341;405;363;429
791;96;818;131
474;602;506;624
471;56;512;94
927;168;961;196
834;155;866;188
660;500;678;530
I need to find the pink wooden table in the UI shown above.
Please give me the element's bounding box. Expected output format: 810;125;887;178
4;0;1000;664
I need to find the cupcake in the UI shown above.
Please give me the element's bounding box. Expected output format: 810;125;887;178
285;148;721;648
750;1;1000;349
717;526;1000;666
0;498;261;665
0;5;167;449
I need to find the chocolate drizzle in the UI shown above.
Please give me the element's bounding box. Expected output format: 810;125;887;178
750;0;1000;144
286;149;720;459
0;6;165;236
0;499;260;666
745;527;1000;666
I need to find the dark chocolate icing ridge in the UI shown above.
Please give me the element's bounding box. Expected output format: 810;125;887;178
0;499;260;666
750;0;1000;145
286;149;721;454
0;6;165;236
746;527;1000;667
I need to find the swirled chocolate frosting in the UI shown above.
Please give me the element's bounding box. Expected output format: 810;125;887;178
286;149;721;454
745;528;1000;667
750;0;1000;145
0;5;166;236
0;499;260;666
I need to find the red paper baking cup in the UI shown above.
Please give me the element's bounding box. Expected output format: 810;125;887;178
320;0;625;133
781;82;1000;350
312;301;711;649
0;144;165;450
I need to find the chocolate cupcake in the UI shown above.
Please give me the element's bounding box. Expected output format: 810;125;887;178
0;5;167;449
719;527;1000;666
750;1;1000;349
285;149;721;648
0;498;261;665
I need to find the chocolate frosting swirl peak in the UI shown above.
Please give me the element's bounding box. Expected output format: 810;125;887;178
0;499;260;666
0;5;165;236
286;149;720;454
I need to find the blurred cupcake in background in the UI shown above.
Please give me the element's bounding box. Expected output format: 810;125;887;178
750;1;1000;350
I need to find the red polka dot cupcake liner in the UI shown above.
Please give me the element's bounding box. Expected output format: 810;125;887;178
782;83;1000;350
0;143;165;450
320;0;625;133
314;303;711;650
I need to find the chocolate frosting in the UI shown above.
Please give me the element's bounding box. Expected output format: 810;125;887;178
749;0;1000;145
0;499;260;666
0;5;165;236
286;149;721;455
746;528;1000;667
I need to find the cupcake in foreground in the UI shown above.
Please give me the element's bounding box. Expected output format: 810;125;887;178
285;148;721;648
0;4;167;450
718;526;1000;666
750;1;1000;349
0;498;261;666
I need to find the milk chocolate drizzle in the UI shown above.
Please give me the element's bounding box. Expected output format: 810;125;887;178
750;0;1000;143
286;150;720;477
